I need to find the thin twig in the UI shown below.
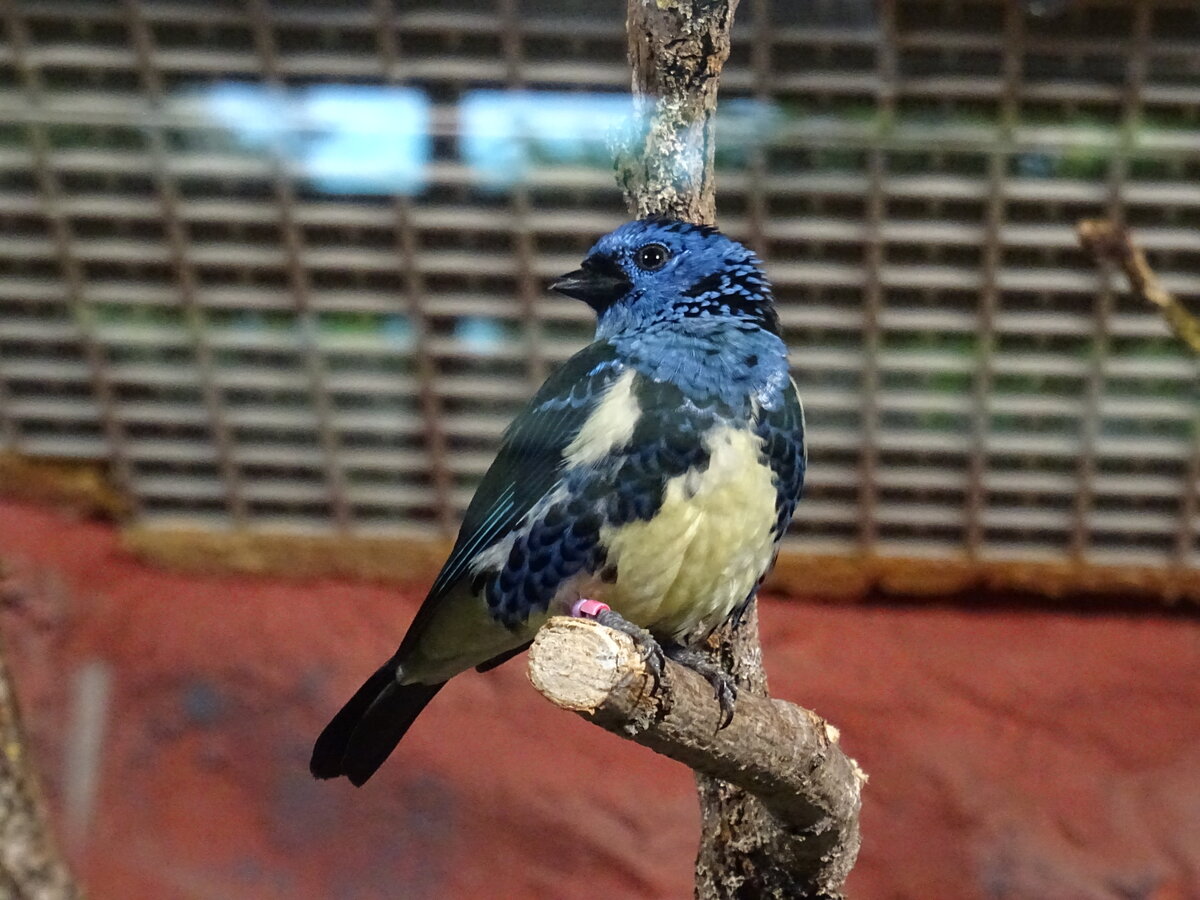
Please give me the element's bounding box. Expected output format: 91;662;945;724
1077;219;1200;353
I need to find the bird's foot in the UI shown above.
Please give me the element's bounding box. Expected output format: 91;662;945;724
570;599;666;691
663;645;738;730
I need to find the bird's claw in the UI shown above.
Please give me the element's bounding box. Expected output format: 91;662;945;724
585;607;667;693
571;603;733;721
709;671;738;730
664;644;739;730
640;638;668;690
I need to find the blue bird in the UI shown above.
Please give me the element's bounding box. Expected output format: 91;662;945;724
311;218;806;785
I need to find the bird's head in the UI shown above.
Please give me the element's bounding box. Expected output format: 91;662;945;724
550;218;778;336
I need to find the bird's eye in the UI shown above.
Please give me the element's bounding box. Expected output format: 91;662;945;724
634;243;670;271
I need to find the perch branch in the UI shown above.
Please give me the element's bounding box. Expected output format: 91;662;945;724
550;1;867;897
529;617;864;899
1077;219;1200;353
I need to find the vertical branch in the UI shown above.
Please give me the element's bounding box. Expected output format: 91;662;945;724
612;3;863;897
0;637;81;898
691;606;861;899
617;0;739;225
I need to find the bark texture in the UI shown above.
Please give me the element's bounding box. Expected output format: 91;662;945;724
616;0;739;224
529;617;864;898
690;607;861;899
0;635;81;899
1077;218;1200;353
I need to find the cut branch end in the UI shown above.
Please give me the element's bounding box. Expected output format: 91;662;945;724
528;616;864;897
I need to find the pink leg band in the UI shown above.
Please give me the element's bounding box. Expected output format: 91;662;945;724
571;598;611;619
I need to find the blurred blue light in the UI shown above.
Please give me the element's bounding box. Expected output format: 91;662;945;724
198;83;431;195
382;315;414;345
202;82;288;150
301;86;430;195
1014;152;1056;178
716;98;784;157
460;90;633;187
453;317;509;354
189;85;777;196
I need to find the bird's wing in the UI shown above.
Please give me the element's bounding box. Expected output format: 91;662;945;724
314;342;624;782
755;378;807;539
421;340;625;608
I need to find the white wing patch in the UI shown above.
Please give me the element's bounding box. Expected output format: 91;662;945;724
563;369;640;466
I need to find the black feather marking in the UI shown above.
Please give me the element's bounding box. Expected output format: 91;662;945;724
398;341;626;651
639;215;720;239
754;383;807;539
682;272;724;298
484;489;606;627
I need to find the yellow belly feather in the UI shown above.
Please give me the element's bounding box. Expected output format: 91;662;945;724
598;424;778;643
401;421;779;683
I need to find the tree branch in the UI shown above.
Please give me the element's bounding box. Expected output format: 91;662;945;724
615;0;739;224
1077;218;1200;353
529;617;865;897
528;1;867;897
0;635;81;899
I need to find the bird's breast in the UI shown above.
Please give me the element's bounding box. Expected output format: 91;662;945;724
594;421;779;644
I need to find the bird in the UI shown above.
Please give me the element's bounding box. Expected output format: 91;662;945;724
311;217;806;786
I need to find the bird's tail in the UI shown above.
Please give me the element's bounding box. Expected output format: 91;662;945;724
310;664;444;786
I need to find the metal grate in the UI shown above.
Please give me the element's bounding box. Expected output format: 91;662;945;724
0;0;1197;573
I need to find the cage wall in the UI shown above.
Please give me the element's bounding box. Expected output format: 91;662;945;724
0;0;1197;574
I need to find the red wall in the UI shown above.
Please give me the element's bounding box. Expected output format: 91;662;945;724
1;499;1197;899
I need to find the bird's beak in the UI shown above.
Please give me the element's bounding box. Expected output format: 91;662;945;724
550;257;632;310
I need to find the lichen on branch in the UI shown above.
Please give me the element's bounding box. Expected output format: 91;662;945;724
616;0;740;226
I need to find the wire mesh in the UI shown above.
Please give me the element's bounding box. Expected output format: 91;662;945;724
0;0;1196;571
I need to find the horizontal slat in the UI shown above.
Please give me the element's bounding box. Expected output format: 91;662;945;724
0;0;1195;583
